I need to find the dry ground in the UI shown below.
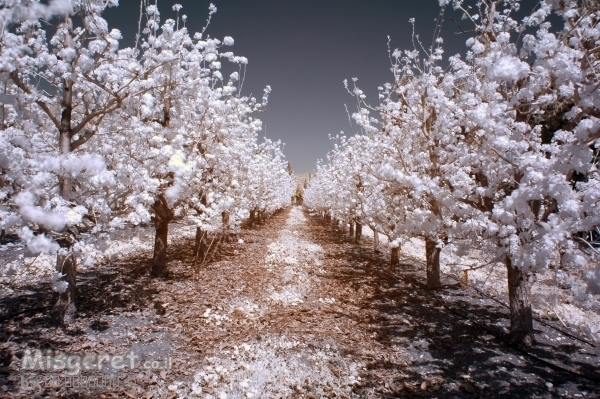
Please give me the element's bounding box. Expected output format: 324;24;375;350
1;206;599;398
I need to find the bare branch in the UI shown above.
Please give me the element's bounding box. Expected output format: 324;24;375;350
10;72;61;129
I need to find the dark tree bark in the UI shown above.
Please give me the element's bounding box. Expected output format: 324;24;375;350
354;221;362;243
194;227;207;258
505;256;534;346
249;209;256;227
349;221;355;237
152;217;169;277
425;237;442;290
58;79;74;200
391;246;400;266
373;229;379;252
222;211;230;226
222;211;233;242
51;79;77;325
51;251;77;326
151;195;173;278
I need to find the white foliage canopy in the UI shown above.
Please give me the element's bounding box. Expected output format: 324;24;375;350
305;0;600;294
0;1;295;288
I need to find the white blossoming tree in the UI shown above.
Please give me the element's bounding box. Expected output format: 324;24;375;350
1;0;294;324
0;0;145;324
305;0;600;345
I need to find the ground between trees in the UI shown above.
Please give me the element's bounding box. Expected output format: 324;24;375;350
1;206;599;398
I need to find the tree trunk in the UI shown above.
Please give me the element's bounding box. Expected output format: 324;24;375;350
151;196;173;278
52;79;77;325
194;227;202;256
354;221;362;243
505;256;534;346
349;221;355;237
51;251;77;326
373;229;379;252
462;270;469;288
425;237;442;290
59;129;72;200
223;211;230;227
58;79;73;200
391;246;400;266
151;217;169;277
249;209;256;227
222;211;233;242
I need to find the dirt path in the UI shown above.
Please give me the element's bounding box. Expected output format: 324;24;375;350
4;207;362;398
2;206;600;398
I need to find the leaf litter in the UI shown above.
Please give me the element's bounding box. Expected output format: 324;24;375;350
1;206;599;398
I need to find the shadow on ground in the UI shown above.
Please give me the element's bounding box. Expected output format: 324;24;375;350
0;216;278;398
306;213;600;399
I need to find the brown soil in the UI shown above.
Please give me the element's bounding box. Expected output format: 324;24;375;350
0;207;599;398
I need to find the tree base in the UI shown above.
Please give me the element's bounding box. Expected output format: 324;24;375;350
505;256;534;346
391;246;400;266
426;238;442;290
51;252;77;326
150;267;169;278
354;222;362;244
51;300;76;326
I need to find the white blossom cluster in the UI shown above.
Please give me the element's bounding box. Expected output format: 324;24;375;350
305;0;600;293
0;1;295;283
180;336;361;398
202;307;231;327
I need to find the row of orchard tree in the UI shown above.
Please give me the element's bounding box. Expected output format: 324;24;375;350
304;0;600;346
0;1;295;324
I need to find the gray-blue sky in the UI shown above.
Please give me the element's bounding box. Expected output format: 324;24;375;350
103;0;541;172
